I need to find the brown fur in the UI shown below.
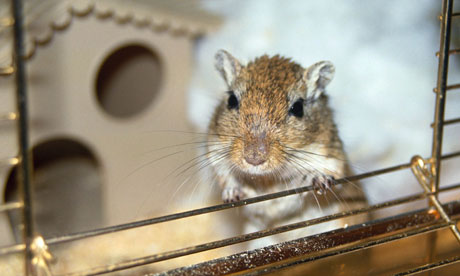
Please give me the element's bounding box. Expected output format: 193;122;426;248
210;54;344;179
208;51;367;238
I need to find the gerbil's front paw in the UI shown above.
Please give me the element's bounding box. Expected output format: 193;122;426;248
222;187;245;203
312;175;335;195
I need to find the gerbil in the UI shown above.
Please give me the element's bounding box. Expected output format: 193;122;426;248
207;50;367;246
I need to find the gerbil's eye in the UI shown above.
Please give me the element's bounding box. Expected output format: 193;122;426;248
227;91;239;110
289;98;304;118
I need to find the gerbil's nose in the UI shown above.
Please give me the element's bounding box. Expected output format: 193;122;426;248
243;135;269;166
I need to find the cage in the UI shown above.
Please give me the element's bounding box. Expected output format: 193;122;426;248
1;0;460;275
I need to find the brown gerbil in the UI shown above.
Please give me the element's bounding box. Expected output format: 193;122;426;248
207;50;367;246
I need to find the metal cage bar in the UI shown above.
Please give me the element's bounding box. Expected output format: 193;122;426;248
1;151;459;257
12;0;35;274
55;184;460;276
432;0;453;193
0;201;22;213
157;201;460;276
425;0;460;246
446;83;460;90
394;255;460;276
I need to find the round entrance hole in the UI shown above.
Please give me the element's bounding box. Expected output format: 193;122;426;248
4;138;103;240
95;44;163;118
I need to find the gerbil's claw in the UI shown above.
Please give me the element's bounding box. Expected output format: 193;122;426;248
312;175;335;195
222;187;245;203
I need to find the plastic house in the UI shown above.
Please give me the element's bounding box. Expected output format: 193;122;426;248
0;0;220;244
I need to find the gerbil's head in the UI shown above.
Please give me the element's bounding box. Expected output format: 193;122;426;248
209;49;335;177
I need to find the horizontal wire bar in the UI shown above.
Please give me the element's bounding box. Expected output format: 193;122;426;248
0;112;17;121
0;201;22;213
59;192;434;276
0;66;14;76
430;194;460;241
441;150;460;160
446;83;460;90
394;255;460;276
0;157;19;167
436;48;460;56
452;12;460;17
1;151;460;257
410;156;460;242
443;117;460;126
10;158;415;248
31;160;416;246
0;244;24;255
159;200;460;276
60;184;460;276
0;17;14;26
244;222;454;276
431;117;460;127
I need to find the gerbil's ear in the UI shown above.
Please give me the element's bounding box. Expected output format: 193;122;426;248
303;61;335;99
215;49;242;86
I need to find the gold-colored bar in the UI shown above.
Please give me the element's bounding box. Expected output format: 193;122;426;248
446;83;460;90
0;150;458;258
0;112;17;121
411;156;460;242
394;255;460;276
30;236;55;275
0;66;14;76
431;0;453;194
0;243;25;255
431;195;460;241
0;152;459;257
11;0;35;274
0;190;426;256
0;17;14;26
58;195;460;276
59;197;431;276
436;48;460;56
159;199;460;276
0;157;19;167
0;201;22;212
245;223;453;276
430;117;460;127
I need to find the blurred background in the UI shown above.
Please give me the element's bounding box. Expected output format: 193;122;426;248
0;0;459;274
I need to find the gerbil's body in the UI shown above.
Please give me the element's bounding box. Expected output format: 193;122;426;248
207;50;367;244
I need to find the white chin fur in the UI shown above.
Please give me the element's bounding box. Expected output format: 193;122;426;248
238;160;276;176
243;166;269;175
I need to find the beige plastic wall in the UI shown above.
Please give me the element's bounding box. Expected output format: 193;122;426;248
0;14;197;244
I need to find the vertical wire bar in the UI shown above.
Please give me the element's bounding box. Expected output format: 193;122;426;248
428;2;455;274
12;0;35;275
431;0;453;192
427;2;453;274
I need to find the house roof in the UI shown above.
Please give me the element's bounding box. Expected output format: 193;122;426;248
0;0;221;67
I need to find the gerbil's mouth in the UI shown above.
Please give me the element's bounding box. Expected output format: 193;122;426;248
239;159;275;176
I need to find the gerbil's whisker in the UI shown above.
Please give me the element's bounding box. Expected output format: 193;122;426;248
168;175;192;206
118;149;186;189
285;147;364;194
143;140;223;155
174;147;227;176
282;149;352;209
294;145;368;173
143;129;243;142
169;145;229;178
142;129;223;137
279;150;327;210
327;185;349;210
283;145;341;160
310;188;323;213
